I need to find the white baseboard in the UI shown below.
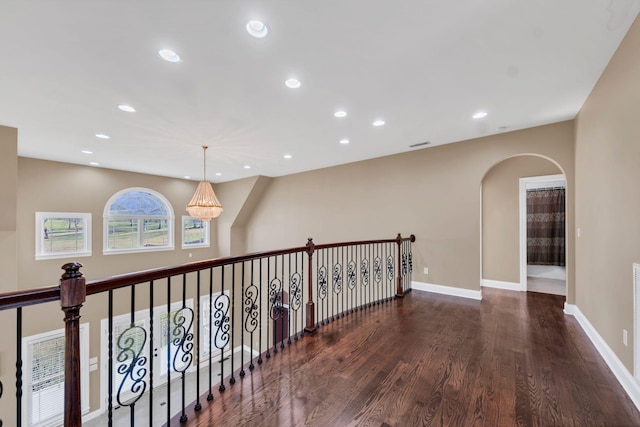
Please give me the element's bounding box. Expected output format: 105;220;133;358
242;344;260;357
412;281;482;301
83;407;103;423
481;279;522;291
563;302;576;315
566;304;640;410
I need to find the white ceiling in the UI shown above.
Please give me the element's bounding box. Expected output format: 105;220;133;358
1;1;638;183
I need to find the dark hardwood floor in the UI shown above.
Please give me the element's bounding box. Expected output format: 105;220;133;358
179;288;640;426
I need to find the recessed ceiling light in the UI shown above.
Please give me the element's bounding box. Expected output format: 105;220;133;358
89;162;100;166
246;20;269;38
244;165;251;169
118;104;136;113
373;120;385;127
285;78;301;89
334;110;347;118
284;154;292;159
158;49;181;63
215;172;222;176
473;111;488;119
339;139;350;144
81;150;93;154
184;175;191;179
95;133;110;139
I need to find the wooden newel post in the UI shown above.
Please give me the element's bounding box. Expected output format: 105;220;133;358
395;233;404;298
60;262;86;427
304;238;317;333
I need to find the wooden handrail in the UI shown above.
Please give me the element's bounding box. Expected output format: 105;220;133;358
0;285;60;311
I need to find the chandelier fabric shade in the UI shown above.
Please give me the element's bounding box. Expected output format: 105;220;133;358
186;146;223;221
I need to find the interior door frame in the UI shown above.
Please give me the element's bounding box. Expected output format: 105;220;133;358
519;174;566;291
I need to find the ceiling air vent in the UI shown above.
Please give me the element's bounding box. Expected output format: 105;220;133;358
409;141;431;148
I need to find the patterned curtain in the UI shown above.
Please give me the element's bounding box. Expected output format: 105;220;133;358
527;188;565;266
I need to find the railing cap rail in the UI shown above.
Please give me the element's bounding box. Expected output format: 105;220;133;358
0;235;415;310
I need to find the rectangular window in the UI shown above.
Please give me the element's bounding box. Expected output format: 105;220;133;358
23;325;89;427
182;216;210;249
35;212;91;260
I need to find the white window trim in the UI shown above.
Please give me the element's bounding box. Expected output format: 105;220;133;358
23;324;90;427
35;212;92;260
103;187;175;255
181;216;210;249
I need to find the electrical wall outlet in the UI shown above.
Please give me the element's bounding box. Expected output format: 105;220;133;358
423;267;429;275
623;329;628;347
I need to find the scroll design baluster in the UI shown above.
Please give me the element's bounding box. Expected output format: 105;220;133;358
374;257;382;284
347;261;357;290
332;263;343;294
172;308;195;375
269;276;283;353
213;293;230;392
269;277;283;321
290;272;302;340
402;252;408;276
386;255;394;281
318;266;328;300
244;284;259;370
361;258;370;287
116;324;148;407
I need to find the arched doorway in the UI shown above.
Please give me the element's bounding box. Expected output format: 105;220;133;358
481;154;569;297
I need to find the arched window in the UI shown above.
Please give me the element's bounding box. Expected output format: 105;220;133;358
103;188;174;254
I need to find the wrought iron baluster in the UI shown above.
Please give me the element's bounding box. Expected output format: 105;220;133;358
195;272;202;411
318;261;328;326
207;268;214;401
347;258;357;312
258;259;263;365
290;268;302;341
266;259;271;360
333;249;343;321
115;284;148;427
287;254;292;345
281;255;286;349
245;261;259;371
165;277;171;425
299;252;305;337
108;291;113;426
174;274;194;423
16;307;22;427
269;270;283;354
217;267;229;392
230;265;236;384
149;280;154;424
374;251;382;300
240;262;246;378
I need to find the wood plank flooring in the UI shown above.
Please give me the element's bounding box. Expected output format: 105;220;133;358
178;288;640;426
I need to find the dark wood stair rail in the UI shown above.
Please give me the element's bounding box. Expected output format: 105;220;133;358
0;234;415;426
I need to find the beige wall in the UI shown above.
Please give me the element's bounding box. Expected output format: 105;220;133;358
17;158;224;288
236;121;575;295
575;15;640;370
482;156;562;283
0;125;17;427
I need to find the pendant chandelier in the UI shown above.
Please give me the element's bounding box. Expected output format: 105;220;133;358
186;146;223;221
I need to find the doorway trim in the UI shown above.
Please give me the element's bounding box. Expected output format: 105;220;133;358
519;174;566;291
